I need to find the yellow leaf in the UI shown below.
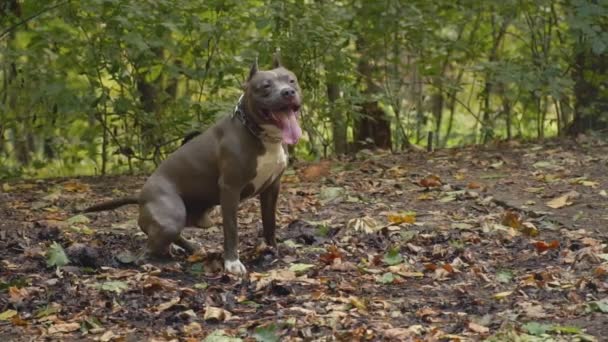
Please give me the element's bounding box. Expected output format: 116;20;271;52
388;213;416;224
0;310;17;321
349;296;367;311
493;291;513;300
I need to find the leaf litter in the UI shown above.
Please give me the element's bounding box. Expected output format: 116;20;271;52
0;139;607;340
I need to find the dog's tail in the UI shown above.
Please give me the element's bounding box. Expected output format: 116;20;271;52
81;197;139;213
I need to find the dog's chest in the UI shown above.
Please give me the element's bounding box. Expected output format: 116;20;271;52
251;142;287;192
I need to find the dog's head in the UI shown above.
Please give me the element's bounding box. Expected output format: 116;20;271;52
242;53;302;145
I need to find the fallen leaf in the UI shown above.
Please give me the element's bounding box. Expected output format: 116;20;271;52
523;322;553;336
418;175;442;188
546;191;579;209
63;181;90;192
182;321;203;335
319;186;345;203
298;161;331;182
203;330;243;342
468;322;489;334
48;322;81;334
155;296;181;313
501;211;522;229
383;247;403;266
204;306;231;322
95;280;129;294
0;310;17;321
388;212;416;224
288;263;315;275
519;302;547;318
319;245;343;264
383;327;413;339
349;296;367;311
347;216;381;234
377;272;398;284
467;181;483;189
8;286;29;304
46;242;70;268
493;291;513;300
533;240;560;253
254;323;280;342
99;331;117;342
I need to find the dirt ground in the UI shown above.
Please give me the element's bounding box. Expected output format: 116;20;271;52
1;137;607;341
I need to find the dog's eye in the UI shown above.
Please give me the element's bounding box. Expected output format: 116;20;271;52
263;83;271;89
289;79;295;84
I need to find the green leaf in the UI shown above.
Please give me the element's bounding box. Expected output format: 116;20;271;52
46;242;69;268
35;304;60;318
550;325;582;334
377;272;396;284
115;250;137;264
522;322;552;336
193;282;208;290
254;324;280;342
288;263;315;275
383;247;403;266
0;309;17;321
319;187;345;203
315;224;330;237
190;263;204;275
203;330;243;342
588;299;608;313
67;214;90;224
95;281;129;294
496;270;514;284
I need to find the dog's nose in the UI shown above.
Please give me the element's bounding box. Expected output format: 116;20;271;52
281;88;296;98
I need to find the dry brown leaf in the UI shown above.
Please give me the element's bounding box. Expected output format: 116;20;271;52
155;297;180;313
546;191;579;209
349;296;367;311
533;240;560;253
419;175;442;188
468;322;489;334
519;302;547;318
48;322;81;334
8;287;29;304
501;210;522;229
298;160;331;182
99;331;117;342
62;181;90;192
182;321;203;335
347;216;381;234
384;328;414;340
203;306;231;322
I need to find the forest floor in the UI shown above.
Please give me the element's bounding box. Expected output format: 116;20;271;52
1;137;607;341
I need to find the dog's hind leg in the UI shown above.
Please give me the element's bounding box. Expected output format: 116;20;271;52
138;195;187;258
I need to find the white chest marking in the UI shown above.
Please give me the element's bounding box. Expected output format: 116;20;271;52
251;141;287;193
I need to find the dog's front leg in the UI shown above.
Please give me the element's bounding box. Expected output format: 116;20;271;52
260;177;281;252
219;182;247;276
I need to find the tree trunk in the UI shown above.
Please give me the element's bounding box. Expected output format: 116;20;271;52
567;48;608;134
354;37;391;151
327;80;347;155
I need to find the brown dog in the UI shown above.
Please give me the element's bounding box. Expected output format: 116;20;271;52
83;54;302;275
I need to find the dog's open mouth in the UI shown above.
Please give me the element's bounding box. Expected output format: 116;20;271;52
261;105;302;145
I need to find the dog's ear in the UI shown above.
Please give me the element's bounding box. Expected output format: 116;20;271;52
272;48;282;68
248;56;259;81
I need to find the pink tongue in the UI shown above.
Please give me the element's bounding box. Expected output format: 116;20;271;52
278;110;302;145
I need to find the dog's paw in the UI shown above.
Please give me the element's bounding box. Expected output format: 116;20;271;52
224;258;247;276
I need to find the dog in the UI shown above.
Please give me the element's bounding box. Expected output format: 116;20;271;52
82;53;302;276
